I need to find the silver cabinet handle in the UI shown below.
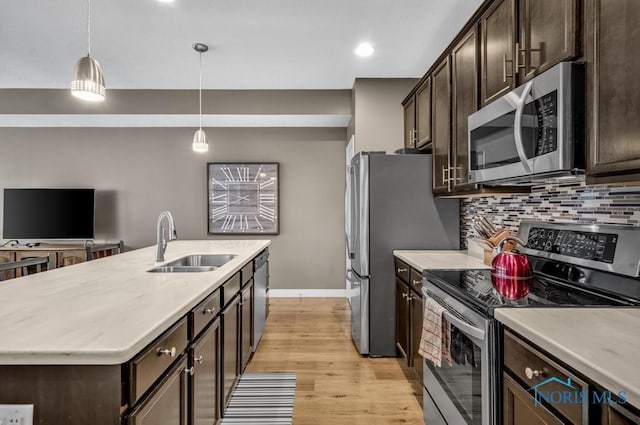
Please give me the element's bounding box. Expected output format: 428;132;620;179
397;268;407;273
185;366;195;376
401;293;408;299
203;308;216;315
158;347;176;358
515;42;526;71
502;53;514;83
525;367;544;380
412;279;421;286
194;355;204;364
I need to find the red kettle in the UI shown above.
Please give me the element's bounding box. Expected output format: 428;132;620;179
491;236;533;300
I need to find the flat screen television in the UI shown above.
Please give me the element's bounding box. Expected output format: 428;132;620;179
2;189;95;240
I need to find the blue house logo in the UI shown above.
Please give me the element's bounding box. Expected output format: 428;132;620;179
529;376;627;407
529;376;579;407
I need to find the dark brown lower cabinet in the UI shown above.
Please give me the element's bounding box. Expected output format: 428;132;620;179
240;280;254;373
221;294;240;415
127;357;188;425
189;318;220;425
604;403;640;425
395;278;410;358
409;293;423;380
503;372;563;425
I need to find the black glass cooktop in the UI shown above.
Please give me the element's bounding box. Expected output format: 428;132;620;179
424;268;634;317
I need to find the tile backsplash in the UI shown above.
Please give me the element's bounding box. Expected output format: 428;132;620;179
460;181;640;247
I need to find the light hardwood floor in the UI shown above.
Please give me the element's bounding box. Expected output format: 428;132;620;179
246;298;425;424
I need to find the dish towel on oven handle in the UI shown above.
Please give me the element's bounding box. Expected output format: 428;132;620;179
418;296;452;367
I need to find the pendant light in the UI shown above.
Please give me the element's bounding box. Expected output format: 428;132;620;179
192;43;209;153
71;0;106;102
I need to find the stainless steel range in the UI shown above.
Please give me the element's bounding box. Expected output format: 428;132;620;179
421;221;640;425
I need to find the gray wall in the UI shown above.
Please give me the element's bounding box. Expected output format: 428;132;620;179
0;126;347;290
352;78;417;153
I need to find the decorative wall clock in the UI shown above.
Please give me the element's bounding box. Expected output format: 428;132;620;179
207;162;279;234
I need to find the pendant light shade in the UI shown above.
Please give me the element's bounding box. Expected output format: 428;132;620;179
192;129;208;153
71;55;105;101
192;43;209;153
71;0;105;102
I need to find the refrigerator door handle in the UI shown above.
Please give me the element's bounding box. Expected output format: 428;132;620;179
345;165;355;259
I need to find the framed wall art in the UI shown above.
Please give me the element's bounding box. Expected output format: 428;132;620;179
207;162;279;234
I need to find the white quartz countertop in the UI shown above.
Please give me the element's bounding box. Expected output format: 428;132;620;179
0;240;269;365
495;308;640;409
393;250;490;271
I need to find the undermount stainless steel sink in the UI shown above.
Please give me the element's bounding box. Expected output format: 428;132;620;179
148;265;218;273
147;254;237;273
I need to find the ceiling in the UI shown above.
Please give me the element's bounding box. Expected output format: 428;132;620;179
1;0;483;90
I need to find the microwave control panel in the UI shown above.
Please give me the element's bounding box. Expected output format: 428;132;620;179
532;90;558;156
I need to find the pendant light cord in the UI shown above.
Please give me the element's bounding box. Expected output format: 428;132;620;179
87;0;91;56
199;51;203;130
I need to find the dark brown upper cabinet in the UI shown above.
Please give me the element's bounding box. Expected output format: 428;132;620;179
452;26;479;192
402;78;432;151
480;0;578;106
415;78;432;150
431;57;452;194
586;0;640;183
403;96;416;149
480;0;516;106
518;0;578;82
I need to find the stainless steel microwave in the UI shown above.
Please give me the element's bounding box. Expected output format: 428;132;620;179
468;62;584;185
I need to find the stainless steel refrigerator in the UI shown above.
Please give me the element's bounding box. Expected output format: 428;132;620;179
346;152;460;356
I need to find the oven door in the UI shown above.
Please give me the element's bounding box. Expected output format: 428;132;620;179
468;62;577;184
421;284;494;425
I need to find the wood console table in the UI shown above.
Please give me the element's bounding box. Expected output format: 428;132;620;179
1;245;91;268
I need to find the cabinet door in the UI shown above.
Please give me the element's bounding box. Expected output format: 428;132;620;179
452;26;479;191
586;0;640;178
519;0;577;82
503;373;563;425
480;0;516;106
432;56;452;194
395;279;409;359
415;78;432;150
221;295;240;415
190;318;220;425
605;404;640;425
403;97;416;149
409;291;423;381
240;280;253;373
127;357;188;425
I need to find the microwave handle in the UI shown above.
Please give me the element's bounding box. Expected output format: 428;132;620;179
514;81;534;174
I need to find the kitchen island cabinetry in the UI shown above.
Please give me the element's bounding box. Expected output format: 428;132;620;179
0;240;269;425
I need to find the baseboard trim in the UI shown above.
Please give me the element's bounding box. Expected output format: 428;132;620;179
269;289;346;298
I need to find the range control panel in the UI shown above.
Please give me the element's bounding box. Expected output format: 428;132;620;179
527;227;618;263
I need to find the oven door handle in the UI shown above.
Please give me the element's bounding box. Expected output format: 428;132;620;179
514;81;534;174
442;310;486;341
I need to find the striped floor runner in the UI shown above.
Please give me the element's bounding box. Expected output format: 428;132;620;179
221;373;297;424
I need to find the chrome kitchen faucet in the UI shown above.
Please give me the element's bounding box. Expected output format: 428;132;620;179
156;211;177;262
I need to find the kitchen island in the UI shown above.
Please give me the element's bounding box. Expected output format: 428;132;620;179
0;239;270;424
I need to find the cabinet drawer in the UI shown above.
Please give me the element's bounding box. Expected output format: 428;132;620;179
241;262;253;287
409;269;423;294
129;317;188;405
222;273;241;307
190;289;221;339
504;330;587;424
394;258;410;283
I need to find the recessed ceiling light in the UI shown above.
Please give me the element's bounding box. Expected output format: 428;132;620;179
157;0;175;3
355;42;375;57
